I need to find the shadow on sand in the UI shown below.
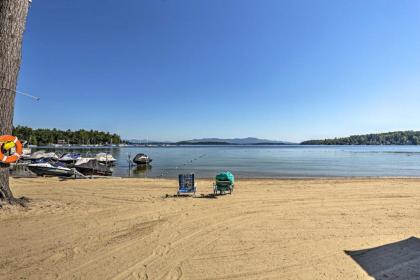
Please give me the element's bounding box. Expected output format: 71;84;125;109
194;192;233;199
345;236;420;280
162;193;224;199
194;193;218;199
163;194;192;199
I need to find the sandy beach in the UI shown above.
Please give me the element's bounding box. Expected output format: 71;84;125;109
0;177;419;280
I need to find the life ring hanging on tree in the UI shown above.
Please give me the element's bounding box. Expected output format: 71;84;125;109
0;135;23;164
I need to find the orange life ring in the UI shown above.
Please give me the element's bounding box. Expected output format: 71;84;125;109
0;135;23;164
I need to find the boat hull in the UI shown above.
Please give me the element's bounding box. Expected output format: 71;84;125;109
133;159;152;165
97;160;116;166
28;166;74;177
75;166;112;176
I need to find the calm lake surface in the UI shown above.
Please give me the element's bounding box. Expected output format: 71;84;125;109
34;145;420;178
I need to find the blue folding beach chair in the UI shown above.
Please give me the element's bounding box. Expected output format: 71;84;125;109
177;174;196;196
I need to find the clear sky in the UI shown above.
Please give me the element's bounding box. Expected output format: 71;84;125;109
15;0;420;142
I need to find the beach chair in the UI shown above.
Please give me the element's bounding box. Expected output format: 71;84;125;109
213;172;234;195
177;174;197;196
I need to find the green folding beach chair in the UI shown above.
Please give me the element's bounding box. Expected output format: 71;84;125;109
213;171;234;195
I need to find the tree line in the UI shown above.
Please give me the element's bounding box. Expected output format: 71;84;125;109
301;131;420;145
12;125;122;146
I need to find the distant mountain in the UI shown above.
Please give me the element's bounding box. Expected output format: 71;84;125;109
182;137;292;145
125;137;293;145
126;139;172;144
176;141;231;145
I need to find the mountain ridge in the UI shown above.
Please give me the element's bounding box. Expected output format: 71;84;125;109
126;137;293;145
185;137;292;145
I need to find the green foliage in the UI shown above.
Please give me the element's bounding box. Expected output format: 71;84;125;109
12;125;121;146
301;131;420;145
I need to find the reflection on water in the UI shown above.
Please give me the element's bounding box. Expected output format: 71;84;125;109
131;165;152;177
31;145;420;178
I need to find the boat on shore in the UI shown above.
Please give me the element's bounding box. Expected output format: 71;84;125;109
133;153;152;165
27;159;74;177
23;150;59;162
74;158;112;176
95;153;116;166
59;153;82;164
22;147;31;157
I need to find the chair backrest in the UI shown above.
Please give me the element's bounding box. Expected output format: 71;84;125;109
215;172;234;186
179;174;195;190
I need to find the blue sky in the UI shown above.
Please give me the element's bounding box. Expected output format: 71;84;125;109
16;0;420;142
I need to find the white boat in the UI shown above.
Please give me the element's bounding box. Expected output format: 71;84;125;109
74;158;112;176
59;153;82;164
28;159;74;177
133;153;152;165
23;150;59;161
22;147;31;156
95;153;116;165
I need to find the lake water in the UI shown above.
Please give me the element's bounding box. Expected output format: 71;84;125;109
35;145;420;178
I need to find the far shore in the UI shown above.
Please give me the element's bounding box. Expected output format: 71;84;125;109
1;177;420;279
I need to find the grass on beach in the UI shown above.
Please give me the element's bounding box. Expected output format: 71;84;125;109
1;177;420;279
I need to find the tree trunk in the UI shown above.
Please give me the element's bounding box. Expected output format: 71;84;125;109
0;0;30;206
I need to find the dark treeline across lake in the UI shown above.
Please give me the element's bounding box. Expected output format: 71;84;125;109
31;145;420;178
